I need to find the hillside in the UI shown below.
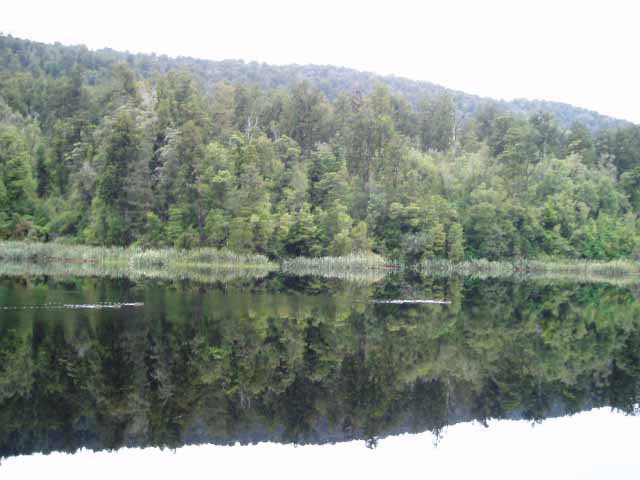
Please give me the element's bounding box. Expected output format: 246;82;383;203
0;34;631;131
1;33;640;262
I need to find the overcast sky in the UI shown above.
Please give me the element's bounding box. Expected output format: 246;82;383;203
3;0;639;123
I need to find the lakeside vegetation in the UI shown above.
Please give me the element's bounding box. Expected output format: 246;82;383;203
422;258;640;284
0;241;393;282
0;260;275;284
2;240;639;285
281;252;391;281
0;240;277;283
0;240;275;268
1;35;640;266
422;257;640;276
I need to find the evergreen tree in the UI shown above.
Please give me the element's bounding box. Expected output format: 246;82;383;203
86;109;146;245
0;36;638;262
0;125;36;238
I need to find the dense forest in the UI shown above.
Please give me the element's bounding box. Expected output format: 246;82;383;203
2;34;640;261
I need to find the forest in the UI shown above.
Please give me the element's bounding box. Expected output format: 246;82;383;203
2;34;640;262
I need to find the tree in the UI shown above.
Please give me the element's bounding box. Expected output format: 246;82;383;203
612;126;640;175
86;109;147;245
418;93;455;152
0;125;36;238
320;201;353;255
280;81;330;154
497;121;539;197
566;121;596;164
286;203;320;257
446;223;465;261
211;81;236;139
529;111;560;159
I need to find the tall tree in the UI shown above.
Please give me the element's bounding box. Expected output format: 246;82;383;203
418;93;455;152
86;109;148;245
0;124;36;238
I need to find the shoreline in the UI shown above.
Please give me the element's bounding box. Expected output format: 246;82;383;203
1;241;639;284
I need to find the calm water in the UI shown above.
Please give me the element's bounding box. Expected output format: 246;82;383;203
1;273;639;475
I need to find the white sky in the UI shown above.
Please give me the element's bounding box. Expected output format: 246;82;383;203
3;407;639;479
2;0;639;123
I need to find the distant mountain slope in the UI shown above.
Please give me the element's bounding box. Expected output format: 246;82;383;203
0;33;632;131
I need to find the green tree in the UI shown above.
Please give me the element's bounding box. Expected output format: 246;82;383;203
286;203;320;256
0;125;36;238
446;223;465;261
418;93;455;152
566;121;596;164
86;109;147;245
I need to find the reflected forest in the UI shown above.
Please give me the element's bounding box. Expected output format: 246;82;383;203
2;274;640;456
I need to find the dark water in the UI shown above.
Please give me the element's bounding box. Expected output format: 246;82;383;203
1;273;639;459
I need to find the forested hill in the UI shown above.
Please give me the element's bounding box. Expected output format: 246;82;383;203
0;34;631;131
1;33;640;261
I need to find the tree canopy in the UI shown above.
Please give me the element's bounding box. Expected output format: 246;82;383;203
1;34;639;261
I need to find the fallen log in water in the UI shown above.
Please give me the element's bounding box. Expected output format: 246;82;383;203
373;299;451;305
62;302;145;309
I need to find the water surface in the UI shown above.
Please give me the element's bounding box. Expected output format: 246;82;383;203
1;273;639;465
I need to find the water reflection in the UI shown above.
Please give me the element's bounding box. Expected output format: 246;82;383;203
3;408;639;480
1;274;639;458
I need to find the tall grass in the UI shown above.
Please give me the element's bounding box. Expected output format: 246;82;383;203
0;241;275;266
281;252;392;281
0;261;273;283
3;241;639;285
0;241;129;264
0;241;277;283
421;258;640;283
0;242;393;283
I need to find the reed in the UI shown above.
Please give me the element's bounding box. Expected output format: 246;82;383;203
281;252;391;275
0;241;128;264
421;258;640;283
0;241;277;283
0;241;274;266
0;242;392;283
0;260;273;283
4;241;639;285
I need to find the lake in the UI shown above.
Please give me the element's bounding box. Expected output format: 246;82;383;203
1;272;639;478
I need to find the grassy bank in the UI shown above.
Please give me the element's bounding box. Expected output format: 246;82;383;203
421;258;640;283
0;260;274;283
0;242;392;283
0;241;277;283
281;252;392;281
0;241;275;267
2;241;639;284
